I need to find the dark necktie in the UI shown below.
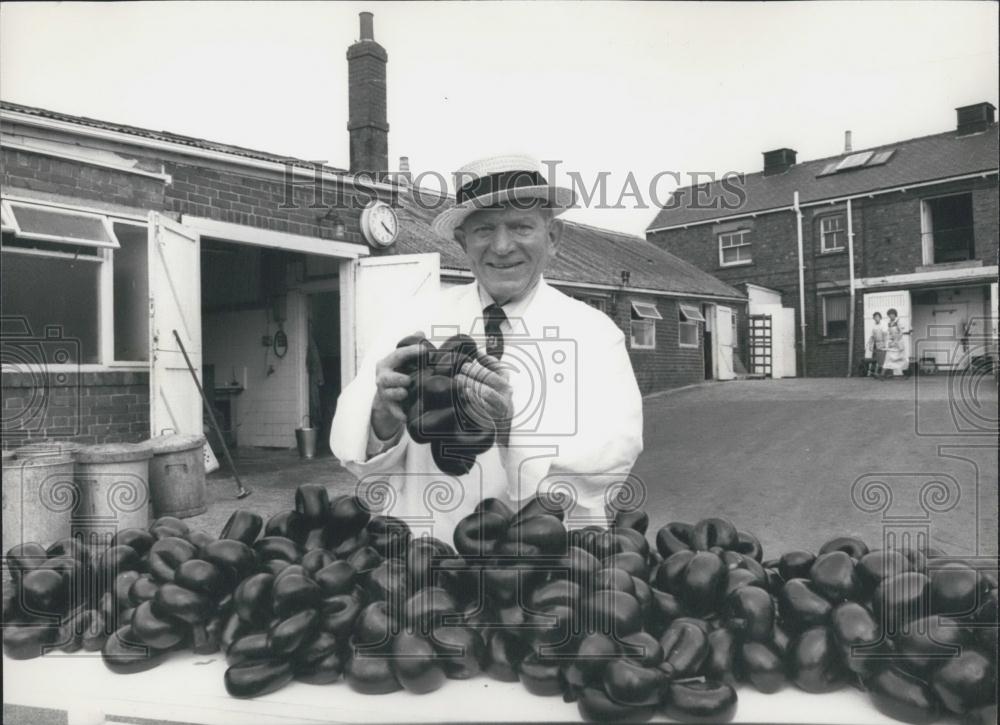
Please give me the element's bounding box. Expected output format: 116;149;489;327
483;303;507;359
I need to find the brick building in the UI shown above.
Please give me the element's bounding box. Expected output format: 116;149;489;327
646;103;999;378
1;12;742;451
394;197;746;393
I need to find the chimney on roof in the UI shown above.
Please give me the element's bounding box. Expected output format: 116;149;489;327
347;12;389;177
762;148;797;176
955;102;996;136
844;131;853;153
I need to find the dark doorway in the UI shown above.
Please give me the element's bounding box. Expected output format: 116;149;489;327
307;291;341;455
703;304;713;379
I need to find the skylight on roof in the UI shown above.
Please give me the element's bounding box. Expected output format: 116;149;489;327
836;151;874;171
816;148;897;178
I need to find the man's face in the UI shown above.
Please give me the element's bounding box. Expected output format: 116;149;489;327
454;203;562;306
873;314;882;324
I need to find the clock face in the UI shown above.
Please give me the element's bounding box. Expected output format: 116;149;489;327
364;202;399;248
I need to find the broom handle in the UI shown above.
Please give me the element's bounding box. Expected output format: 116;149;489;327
172;329;249;497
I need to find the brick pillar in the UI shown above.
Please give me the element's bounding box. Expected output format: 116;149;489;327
347;12;389;178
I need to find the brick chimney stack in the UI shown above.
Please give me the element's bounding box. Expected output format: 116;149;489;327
347;11;389;177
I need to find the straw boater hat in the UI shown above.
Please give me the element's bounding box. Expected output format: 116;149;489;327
431;154;577;242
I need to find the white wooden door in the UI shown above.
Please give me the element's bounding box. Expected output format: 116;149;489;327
714;305;736;380
353;253;440;371
148;213;202;438
864;289;912;362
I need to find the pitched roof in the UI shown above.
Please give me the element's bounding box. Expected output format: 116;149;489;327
394;189;744;300
648;124;999;231
1;100;349;174
0;100;740;300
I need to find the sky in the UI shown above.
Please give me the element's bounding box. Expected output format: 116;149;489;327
1;1;997;236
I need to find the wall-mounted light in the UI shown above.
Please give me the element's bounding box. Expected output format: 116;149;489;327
318;208;346;238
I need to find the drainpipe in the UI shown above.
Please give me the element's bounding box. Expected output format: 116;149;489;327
794;191;807;376
846;198;857;376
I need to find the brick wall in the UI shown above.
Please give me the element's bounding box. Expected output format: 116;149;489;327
2;371;150;449
0;147;165;210
651;175;999;377
614;297;706;394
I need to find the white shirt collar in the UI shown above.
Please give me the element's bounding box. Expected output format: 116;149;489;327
476;275;546;322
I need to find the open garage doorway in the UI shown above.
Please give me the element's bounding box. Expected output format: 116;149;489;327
306;290;340;456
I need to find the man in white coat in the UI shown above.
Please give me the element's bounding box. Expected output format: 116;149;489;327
331;155;643;541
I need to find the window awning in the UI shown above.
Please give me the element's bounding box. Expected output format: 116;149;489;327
679;303;706;323
3;200;120;249
631;301;663;320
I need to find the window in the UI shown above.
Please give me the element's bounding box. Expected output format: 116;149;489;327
571;294;608;313
1;240;102;363
819;214;846;253
921;194;975;264
1;198;148;365
112;223;150;362
630;300;661;349
678;303;704;348
823;295;849;339
719;230;751;266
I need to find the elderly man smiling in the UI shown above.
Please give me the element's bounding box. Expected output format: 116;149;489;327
331;156;643;538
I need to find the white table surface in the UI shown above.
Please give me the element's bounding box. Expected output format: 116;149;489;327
4;651;940;725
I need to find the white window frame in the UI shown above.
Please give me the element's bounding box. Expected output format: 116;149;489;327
630;300;661;350
3;199;120;250
819;213;846;253
678;303;702;348
822;294;850;339
0;196;149;369
718;229;752;267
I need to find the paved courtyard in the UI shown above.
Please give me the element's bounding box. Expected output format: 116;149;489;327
193;376;998;560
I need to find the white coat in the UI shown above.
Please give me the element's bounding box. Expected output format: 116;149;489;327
330;278;644;541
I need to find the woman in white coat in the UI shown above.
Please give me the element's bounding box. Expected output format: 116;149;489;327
881;308;909;377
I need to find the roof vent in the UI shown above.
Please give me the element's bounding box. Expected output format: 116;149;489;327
762;148;796;176
956;102;995;136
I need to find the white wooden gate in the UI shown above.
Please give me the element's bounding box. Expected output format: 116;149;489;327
148;213;202;438
353;253;440;371
714;305;736;380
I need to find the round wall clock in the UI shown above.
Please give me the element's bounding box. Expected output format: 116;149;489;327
360;200;399;248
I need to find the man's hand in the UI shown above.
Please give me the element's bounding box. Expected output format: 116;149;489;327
454;352;514;443
371;332;425;440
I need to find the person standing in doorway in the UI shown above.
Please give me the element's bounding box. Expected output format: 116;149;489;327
866;311;888;379
882;308;909;378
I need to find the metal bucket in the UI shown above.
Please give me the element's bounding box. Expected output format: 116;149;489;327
72;443;153;542
2;453;76;553
295;428;318;459
14;441;84;460
148;434;207;519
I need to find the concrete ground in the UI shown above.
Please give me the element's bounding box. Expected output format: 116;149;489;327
190;376;998;560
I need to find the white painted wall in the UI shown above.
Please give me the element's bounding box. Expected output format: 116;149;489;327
203;303;306;447
751;303;797;378
747;285;782;311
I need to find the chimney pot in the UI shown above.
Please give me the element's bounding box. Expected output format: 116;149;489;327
955;102;996;136
762;148;797;176
360;11;374;41
844;130;853;153
397;156;411;186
